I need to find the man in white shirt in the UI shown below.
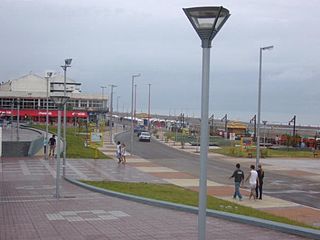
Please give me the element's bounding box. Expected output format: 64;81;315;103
245;165;258;200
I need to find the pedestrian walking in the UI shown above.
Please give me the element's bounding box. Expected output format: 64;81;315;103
256;164;264;200
229;163;244;201
48;135;56;158
121;143;127;164
245;165;259;200
116;141;122;163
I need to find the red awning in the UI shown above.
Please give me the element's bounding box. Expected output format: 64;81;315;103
0;109;88;118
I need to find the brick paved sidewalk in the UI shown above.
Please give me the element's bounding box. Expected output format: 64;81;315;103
0;157;308;240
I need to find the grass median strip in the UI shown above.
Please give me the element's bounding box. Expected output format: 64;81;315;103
31;124;111;159
81;180;318;230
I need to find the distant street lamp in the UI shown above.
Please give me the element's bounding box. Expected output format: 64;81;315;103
45;71;53;160
256;46;273;167
134;84;137;119
101;86;107;110
262;120;267;145
16;98;20;141
221;114;228;137
250;114;257;142
51;94;69;199
61;58;72;177
148;83;151;130
183;6;230;240
131;74;141;155
109;84;117;143
116;96;120;113
289;115;296;146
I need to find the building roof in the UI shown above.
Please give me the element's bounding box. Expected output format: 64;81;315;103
0;73;106;100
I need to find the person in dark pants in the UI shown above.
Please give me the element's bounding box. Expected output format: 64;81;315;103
48;135;56;157
256;164;264;200
229;163;244;201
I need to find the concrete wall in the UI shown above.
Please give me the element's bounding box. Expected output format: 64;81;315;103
2;141;30;157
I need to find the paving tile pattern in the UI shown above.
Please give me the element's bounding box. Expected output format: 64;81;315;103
0;157;309;240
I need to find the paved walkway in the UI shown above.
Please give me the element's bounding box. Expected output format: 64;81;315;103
0;127;317;239
0;157;309;240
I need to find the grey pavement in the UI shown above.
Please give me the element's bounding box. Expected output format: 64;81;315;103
2;125;42;142
0;156;310;240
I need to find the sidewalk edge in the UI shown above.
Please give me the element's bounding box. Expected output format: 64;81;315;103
65;177;320;240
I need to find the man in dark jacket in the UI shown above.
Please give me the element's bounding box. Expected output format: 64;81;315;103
256;164;264;199
229;163;244;200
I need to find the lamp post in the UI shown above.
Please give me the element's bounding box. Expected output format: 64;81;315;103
250;114;257;142
50;95;69;199
256;46;273;167
101;86;107;123
16;98;20;141
221;114;228;138
45;71;53;160
130;74;140;155
61;58;72;177
183;6;230;240
289;115;296;146
148;83;151;130
116;96;120;113
109;84;117;143
134;84;137;120
262;120;267;145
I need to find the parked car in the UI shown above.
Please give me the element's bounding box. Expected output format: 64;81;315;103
138;131;151;142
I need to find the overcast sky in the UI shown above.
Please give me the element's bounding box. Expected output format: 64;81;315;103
1;0;320;126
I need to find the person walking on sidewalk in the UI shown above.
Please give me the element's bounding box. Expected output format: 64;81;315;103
48;135;56;158
256;164;264;200
246;165;259;200
229;163;244;201
116;141;122;163
121;143;127;164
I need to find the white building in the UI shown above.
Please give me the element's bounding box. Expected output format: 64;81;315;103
0;73;108;123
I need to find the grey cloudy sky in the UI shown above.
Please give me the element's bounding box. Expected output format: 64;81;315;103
1;0;320;126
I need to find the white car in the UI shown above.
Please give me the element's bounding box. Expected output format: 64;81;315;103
138;132;151;142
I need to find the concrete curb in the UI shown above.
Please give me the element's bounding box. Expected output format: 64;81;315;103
65;177;320;240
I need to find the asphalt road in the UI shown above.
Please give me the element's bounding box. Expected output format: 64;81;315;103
116;131;320;209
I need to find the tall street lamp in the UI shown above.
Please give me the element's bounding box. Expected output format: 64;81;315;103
183;6;230;240
256;46;273;167
131;74;141;155
45;71;53;160
61;58;72;177
50;94;69;199
109;84;117;143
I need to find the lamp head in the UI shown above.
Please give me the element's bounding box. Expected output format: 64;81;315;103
133;73;141;78
46;71;53;78
50;94;70;108
65;58;72;66
261;46;274;51
183;6;230;48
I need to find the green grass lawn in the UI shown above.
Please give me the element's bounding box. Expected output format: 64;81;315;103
82;180;318;230
211;146;316;158
31;124;111;159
